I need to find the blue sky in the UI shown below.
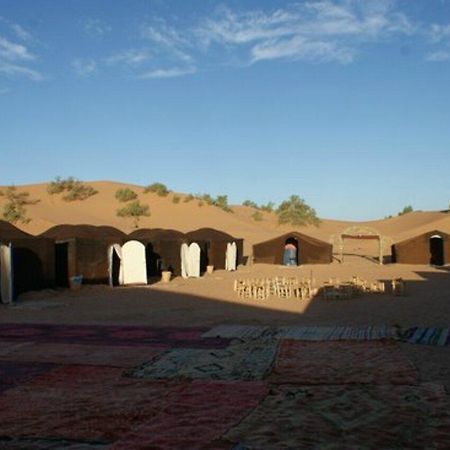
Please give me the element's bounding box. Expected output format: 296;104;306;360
0;0;449;220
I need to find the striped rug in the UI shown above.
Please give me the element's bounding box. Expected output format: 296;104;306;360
403;327;450;346
203;325;395;341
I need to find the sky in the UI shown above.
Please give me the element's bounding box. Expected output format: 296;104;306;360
0;0;449;221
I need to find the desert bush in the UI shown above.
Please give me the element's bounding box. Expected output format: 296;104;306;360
398;205;413;216
47;177;97;201
201;194;214;205
116;200;150;228
0;186;39;224
213;195;233;213
252;211;263;222
243;200;258;208
115;188;137;203
47;176;78;194
197;200;204;207
144;182;170;197
62;182;98;201
276;195;320;227
172;195;181;204
259;202;275;213
183;194;195;203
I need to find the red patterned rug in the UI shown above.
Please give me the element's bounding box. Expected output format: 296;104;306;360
0;342;164;368
111;380;268;450
0;365;186;443
0;324;229;348
224;383;450;449
269;340;418;385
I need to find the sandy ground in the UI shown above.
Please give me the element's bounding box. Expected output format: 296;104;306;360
2;257;449;392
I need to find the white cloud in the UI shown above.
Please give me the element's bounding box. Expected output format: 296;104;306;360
105;49;151;66
0;36;35;61
71;58;97;77
84;18;111;37
0;61;43;81
195;1;415;64
429;23;450;43
426;50;450;62
139;66;196;79
11;23;33;41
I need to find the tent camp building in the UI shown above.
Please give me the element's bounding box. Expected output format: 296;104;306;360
0;221;55;303
39;224;126;287
391;230;449;266
253;231;333;265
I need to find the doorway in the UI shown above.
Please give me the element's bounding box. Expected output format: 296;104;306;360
283;237;298;266
55;242;69;287
430;235;444;266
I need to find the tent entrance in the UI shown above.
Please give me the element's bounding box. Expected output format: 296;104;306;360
146;244;162;280
283;238;298;266
430;235;444;266
55;242;69;288
111;248;121;286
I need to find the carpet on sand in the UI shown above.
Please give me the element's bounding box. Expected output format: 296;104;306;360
0;342;164;368
111;381;268;450
269;340;418;385
129;338;278;381
0;324;229;349
0;361;56;394
403;327;450;346
224;383;450;449
203;325;395;341
0;365;186;442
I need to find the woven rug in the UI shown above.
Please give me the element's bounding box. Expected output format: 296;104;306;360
111;381;268;450
0;324;229;349
403;327;450;346
0;437;108;449
0;365;185;442
269;340;418;385
0;342;164;368
277;325;395;341
224;383;450;449
202;325;274;339
129;338;278;381
0;361;56;394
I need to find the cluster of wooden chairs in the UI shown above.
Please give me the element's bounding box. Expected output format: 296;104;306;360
320;276;406;300
234;277;316;300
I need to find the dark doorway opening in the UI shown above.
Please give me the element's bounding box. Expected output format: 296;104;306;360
283;237;299;266
111;248;121;286
199;242;209;274
55;242;69;287
430;236;444;266
146;243;162;279
13;248;44;295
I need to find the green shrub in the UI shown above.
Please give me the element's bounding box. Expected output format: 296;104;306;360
243;200;258;208
47;177;97;201
0;186;39;224
260;202;275;213
183;194;195;203
47;176;78;194
214;194;233;213
398;205;413;216
116;200;150;228
252;211;263;222
172;195;181;204
201;194;214;205
144;182;170;197
276;195;320;227
197;200;204;207
62;182;98;201
115;188;138;203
